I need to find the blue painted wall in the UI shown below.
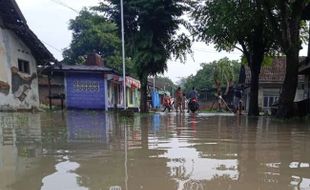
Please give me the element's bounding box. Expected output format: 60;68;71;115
66;73;105;109
66;111;108;143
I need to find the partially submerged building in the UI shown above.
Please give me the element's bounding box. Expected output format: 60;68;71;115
245;57;305;114
48;53;141;111
0;0;55;111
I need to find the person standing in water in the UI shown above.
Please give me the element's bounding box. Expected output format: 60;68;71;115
175;87;183;112
181;93;187;112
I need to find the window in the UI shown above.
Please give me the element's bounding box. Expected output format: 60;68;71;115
18;59;30;74
263;96;278;108
129;89;134;105
73;80;100;92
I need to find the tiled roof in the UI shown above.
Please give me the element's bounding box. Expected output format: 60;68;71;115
245;57;305;84
245;57;286;84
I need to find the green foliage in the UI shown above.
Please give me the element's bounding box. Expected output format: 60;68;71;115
179;58;240;93
213;58;234;84
62;8;135;75
191;0;272;52
241;56;273;66
95;0;192;112
96;0;192;79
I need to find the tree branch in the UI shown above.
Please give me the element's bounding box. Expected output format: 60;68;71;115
262;0;284;49
233;45;244;53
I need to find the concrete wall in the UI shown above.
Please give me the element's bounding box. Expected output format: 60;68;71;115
0;26;39;111
245;85;305;114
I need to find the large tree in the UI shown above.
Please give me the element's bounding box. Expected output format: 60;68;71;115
63;9;135;74
263;0;309;118
191;0;276;116
97;0;191;112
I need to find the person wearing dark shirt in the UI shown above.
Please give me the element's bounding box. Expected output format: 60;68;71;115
187;87;199;113
233;85;244;114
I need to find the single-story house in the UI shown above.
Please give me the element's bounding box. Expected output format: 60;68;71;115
48;53;141;111
0;0;55;111
245;57;305;114
105;73;141;111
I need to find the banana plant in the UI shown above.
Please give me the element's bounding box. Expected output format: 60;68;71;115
213;58;234;97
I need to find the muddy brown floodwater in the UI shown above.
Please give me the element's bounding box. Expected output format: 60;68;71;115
0;111;310;190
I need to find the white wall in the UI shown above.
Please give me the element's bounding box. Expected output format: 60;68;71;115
0;26;39;110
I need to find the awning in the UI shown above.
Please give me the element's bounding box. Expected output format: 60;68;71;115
106;74;122;82
126;76;141;89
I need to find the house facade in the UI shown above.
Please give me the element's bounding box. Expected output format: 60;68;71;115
125;76;141;110
245;57;304;114
106;74;141;110
0;0;54;111
50;54;141;111
52;62;112;110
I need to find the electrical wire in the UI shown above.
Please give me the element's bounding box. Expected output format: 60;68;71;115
49;0;79;13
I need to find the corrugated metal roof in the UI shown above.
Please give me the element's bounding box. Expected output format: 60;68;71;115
53;64;113;72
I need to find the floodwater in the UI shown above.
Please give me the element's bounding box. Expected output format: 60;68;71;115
0;111;310;190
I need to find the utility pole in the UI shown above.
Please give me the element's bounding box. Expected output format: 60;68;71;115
121;0;127;110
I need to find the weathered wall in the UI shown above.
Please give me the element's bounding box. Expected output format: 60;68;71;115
0;26;39;111
39;75;64;106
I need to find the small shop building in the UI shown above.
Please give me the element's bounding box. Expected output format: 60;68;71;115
49;53;141;111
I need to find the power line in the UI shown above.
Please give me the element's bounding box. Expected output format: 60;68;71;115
49;0;79;13
41;40;62;53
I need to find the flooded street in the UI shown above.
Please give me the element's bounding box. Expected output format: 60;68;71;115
0;111;310;190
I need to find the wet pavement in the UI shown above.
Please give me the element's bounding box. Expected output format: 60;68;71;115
0;111;310;190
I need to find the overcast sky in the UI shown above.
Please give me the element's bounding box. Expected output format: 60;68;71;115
15;0;308;83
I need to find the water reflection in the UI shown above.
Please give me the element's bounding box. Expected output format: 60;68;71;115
0;112;310;190
41;158;86;190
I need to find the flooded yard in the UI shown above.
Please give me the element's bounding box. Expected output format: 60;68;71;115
0;111;310;190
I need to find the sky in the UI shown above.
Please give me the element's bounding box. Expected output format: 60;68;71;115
15;0;308;83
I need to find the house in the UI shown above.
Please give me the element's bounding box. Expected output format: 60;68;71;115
0;0;55;111
245;57;304;114
49;53;141;111
298;5;310;103
105;73;141;110
125;76;141;111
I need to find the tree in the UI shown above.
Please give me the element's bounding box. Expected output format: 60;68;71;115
213;58;235;97
191;0;277;116
263;0;309;118
97;0;191;112
179;58;240;96
62;9;135;74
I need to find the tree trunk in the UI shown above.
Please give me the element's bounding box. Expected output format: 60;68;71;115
276;49;299;118
139;75;149;113
248;66;260;116
247;52;263;116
